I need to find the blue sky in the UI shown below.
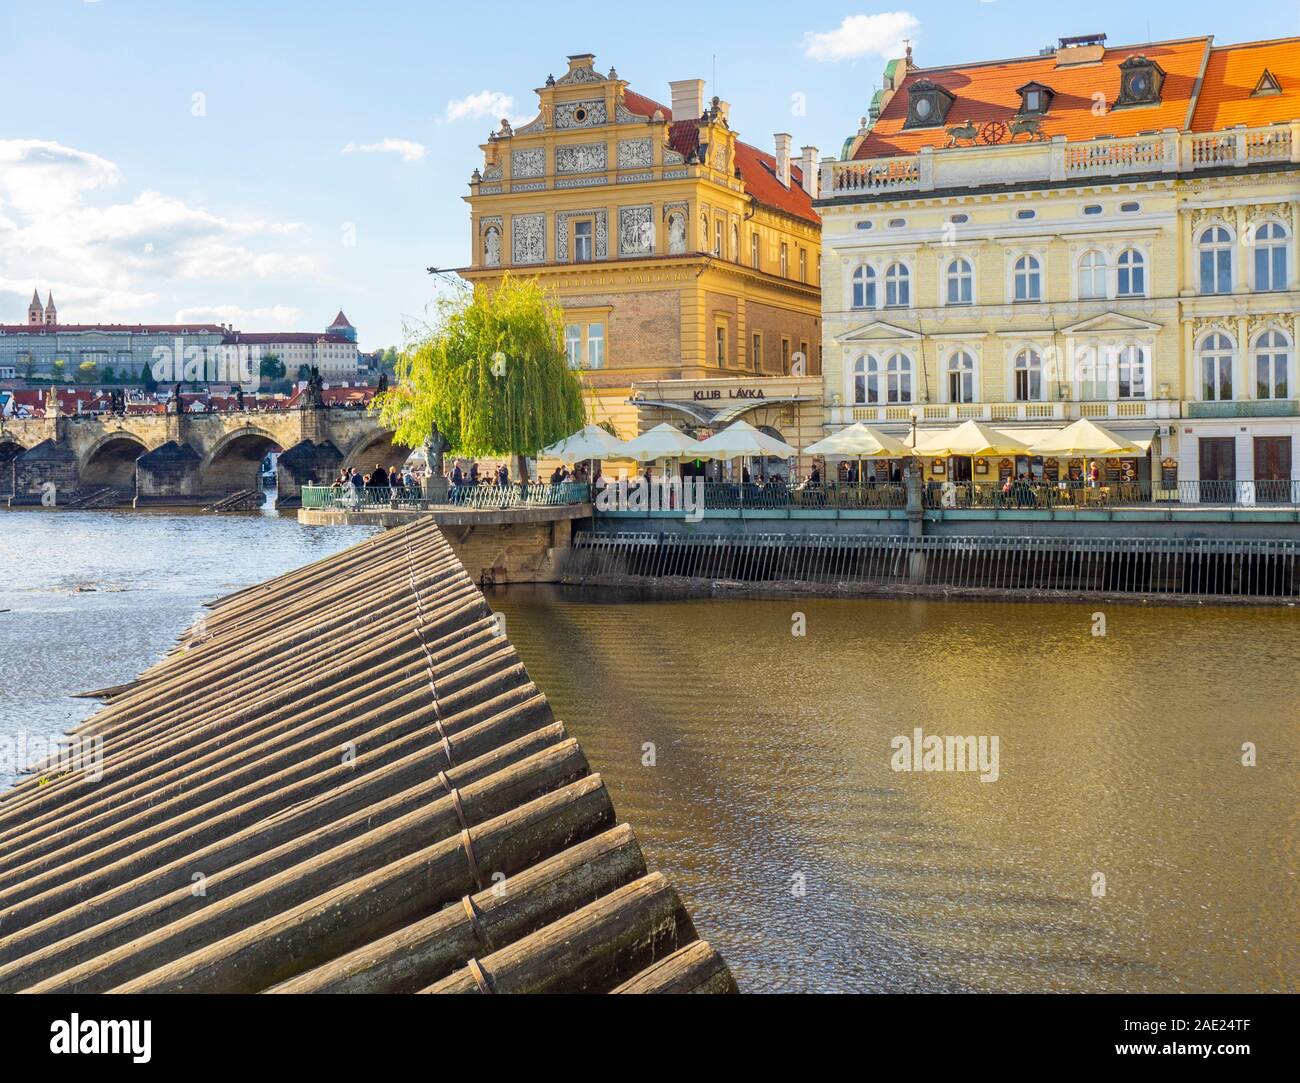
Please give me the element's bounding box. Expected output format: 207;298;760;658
1;1;1295;350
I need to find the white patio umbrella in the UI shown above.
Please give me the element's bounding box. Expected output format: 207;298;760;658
805;422;910;487
1029;418;1141;488
618;422;698;462
539;424;628;464
687;419;798;462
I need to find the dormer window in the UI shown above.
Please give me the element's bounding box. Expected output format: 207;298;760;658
903;79;955;129
1252;69;1282;97
1017;81;1054;116
1114;55;1165;109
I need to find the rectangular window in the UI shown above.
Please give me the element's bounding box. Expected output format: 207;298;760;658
798;248;807;283
781;338;791;375
751;332;762;371
750;233;760;269
586;323;605;369
573;220;594;262
780;243;789;277
715;325;726;365
714;220;723;257
565;324;582;369
799;341;808;373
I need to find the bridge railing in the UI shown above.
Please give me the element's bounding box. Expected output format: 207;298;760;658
300;481;592;511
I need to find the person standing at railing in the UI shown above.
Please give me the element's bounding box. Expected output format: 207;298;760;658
469;461;480;486
451;462;464;488
495;463;508;487
371;465;390;489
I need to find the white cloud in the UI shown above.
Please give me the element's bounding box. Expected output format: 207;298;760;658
802;12;919;63
173;304;302;327
341;138;426;162
444;90;516;123
0;137;317;324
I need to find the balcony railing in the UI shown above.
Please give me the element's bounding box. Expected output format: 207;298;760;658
828;400;1180;426
825;122;1300;198
1186;400;1300;419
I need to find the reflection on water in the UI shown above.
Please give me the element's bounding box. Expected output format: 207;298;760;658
489;585;1300;993
0;508;375;788
1;508;1294;992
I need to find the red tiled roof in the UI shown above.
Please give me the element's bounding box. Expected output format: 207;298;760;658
225;332;354;344
0;324;227;335
620;91;820;225
856;37;1212;158
1191;37;1300;131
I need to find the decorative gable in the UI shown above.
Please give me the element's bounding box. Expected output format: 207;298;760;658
1252;68;1282;97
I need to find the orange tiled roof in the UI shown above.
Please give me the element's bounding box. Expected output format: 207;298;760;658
856;37;1212;159
1191;37;1300;130
622;90;819;225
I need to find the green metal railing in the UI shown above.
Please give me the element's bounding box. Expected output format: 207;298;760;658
300;481;591;511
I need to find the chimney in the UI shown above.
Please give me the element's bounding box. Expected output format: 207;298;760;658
799;146;819;198
774;133;792;188
669;78;706;122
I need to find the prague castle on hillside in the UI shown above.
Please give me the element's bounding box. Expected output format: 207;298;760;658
817;32;1299;494
460;53;825;445
0;299;362;382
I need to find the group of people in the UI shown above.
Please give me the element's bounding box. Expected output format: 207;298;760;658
331;464;420;496
548;462;595;485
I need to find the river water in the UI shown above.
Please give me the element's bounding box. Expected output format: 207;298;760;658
1;509;1295;993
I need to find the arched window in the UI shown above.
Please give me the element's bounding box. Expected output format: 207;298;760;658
1013;255;1041;302
947;351;975;403
1078;250;1107;299
946;258;973;305
1253;221;1289;292
1254;330;1291;400
1118;345;1146;399
884;263;910;307
885;352;913;403
1014;349;1042;401
851;265;876;309
852;354;880;404
1199;333;1234;401
1117;249;1145;297
1198;226;1233;294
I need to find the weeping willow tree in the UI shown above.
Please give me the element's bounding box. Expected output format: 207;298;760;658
376;275;585;481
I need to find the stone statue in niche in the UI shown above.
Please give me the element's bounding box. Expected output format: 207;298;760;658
668;212;686;254
484;226;501;266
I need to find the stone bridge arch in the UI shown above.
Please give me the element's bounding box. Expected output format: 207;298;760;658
201;425;284;493
79;431;153;489
341;429;411;475
0;432;26;497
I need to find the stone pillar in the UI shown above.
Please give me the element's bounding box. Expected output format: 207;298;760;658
11;440;79;505
134;442;202;504
275;439;343;509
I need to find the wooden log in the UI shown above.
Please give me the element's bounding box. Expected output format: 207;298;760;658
270;824;647;994
610;941;738;994
421;873;695;994
98;775;615;994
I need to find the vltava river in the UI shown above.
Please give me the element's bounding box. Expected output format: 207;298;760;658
1;509;1295;992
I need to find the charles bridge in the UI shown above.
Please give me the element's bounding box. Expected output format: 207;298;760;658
0;394;406;508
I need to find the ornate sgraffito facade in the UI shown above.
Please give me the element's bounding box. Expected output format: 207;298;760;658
818;33;1300;492
462;52;823;441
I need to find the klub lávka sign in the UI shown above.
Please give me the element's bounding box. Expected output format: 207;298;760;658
691;387;766;401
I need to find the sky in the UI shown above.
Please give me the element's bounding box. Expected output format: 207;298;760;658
1;1;1296;351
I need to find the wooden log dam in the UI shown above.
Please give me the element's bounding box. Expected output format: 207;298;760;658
0;519;736;995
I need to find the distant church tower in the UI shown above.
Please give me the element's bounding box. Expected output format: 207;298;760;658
44;292;57;326
27;289;43;325
326;309;357;343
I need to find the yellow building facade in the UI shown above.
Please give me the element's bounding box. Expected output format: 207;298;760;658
818;34;1299;495
460;53;822;444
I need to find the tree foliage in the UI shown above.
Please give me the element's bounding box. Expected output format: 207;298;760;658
376;275;585;469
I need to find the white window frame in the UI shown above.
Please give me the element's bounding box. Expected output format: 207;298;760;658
1116;248;1146;297
1198;332;1235;401
1078;249;1108;300
1253;329;1292;400
1197;224;1233;295
884;262;910;308
945;258;974;306
851;264;876;310
1117;344;1146;399
1013;348;1044;401
945;349;977;403
1251;220;1289;293
1012;254;1042;303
